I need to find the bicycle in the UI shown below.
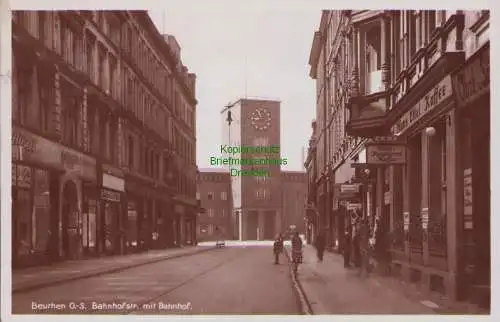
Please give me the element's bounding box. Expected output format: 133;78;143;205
291;250;303;274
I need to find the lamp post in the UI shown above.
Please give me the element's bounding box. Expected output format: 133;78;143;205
225;102;237;240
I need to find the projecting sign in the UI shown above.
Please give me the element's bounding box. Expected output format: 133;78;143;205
366;144;406;165
338;183;361;200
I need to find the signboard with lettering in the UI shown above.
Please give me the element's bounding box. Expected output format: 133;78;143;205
339;183;361;200
391;75;453;136
366;144;406;165
12;126;97;181
453;43;489;108
101;189;121;202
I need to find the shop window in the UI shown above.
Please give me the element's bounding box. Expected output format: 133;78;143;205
127;202;138;247
13;172;33;258
33;169;50;252
408;133;423;253
82;199;97;252
428;119;448;257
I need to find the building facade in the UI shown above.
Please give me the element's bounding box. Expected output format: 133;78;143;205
196;169;233;241
221;98;283;240
281;171;307;236
308;10;490;308
11;10;198;268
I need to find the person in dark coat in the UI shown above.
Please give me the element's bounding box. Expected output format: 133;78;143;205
273;233;284;264
343;228;351;268
314;233;325;262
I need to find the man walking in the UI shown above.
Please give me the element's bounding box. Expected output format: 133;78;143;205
273;233;284;264
314;232;325;262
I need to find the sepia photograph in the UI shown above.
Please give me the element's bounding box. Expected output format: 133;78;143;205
8;7;490;316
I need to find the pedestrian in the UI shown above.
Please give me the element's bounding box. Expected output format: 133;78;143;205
291;232;303;264
343;228;351;268
314;232;325;262
273;233;284;264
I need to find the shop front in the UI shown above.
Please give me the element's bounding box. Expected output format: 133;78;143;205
389;71;458;297
100;165;125;256
12;126;97;267
451;41;490;308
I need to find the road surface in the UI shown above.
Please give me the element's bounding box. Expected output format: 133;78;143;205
13;246;300;315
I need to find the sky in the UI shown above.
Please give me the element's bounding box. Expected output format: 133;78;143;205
148;3;320;171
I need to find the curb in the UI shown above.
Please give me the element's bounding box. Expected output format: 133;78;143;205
13;246;218;294
284;247;313;315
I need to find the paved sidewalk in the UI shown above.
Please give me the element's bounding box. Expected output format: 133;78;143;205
287;245;487;314
12;246;216;293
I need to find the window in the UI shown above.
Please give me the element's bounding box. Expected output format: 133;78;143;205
207;208;214;218
408;11;417;59
86;32;96;83
109;55;117;99
38;68;53;133
128;136;134;169
199;224;208;234
62;88;79;146
208;192;214;200
221;191;227;200
221;209;226;217
427;10;437;39
13;63;31;125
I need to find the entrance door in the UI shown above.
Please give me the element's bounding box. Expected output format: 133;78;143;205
61;181;79;260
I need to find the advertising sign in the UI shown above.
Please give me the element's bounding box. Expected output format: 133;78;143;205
366;144;406;165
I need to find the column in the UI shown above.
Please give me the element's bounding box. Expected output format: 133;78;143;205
446;109;461;300
421;131;430;266
258;211;265;241
82;87;89;152
238;210;243;241
381;14;391;90
53;65;62;141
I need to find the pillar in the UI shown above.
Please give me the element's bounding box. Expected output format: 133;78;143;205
381;14;391;91
53;65;62;141
446;109;461;300
238;210;243;241
257;211;265;241
421;131;430;266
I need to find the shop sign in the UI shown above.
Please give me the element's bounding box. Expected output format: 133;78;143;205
12;130;36;161
12;126;97;181
366;144;406;165
453;44;489;108
463;168;473;217
391;75;453;136
384;191;391;205
103;173;125;192
347;203;362;211
101;189;120;202
339;183;360;200
421;208;429;230
403;212;410;231
12;164;32;188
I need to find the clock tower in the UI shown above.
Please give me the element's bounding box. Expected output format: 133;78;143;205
221;98;282;241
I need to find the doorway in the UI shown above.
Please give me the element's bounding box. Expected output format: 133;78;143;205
61;180;79;260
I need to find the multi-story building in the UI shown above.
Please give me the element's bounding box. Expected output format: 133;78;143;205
308;10;490;308
11;10;198;268
220;98;283;240
196;168;233;241
304;120;318;244
281;171;307;236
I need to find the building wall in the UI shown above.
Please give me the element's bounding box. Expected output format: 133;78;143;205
11;10;198;267
197;170;233;241
308;9;490;306
281;171;307;235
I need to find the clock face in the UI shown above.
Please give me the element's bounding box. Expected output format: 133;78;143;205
250;107;272;131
